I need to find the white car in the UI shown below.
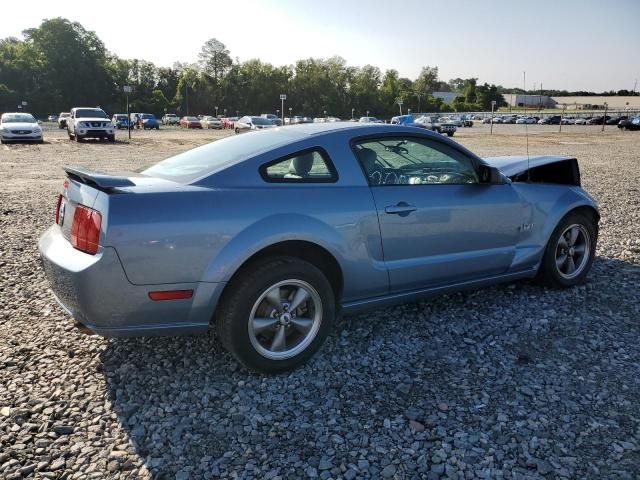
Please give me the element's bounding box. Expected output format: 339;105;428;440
574;118;588;125
515;117;537;124
358;116;381;123
0;112;43;144
201;116;222;129
162;114;180;125
234;116;279;134
67;107;115;142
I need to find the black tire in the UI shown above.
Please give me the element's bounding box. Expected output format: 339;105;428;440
215;256;335;373
536;211;597;288
235;128;239;134
108;135;115;142
156;126;159;130
447;132;454;137
76;134;83;142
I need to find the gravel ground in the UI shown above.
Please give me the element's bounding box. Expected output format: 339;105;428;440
1;124;639;479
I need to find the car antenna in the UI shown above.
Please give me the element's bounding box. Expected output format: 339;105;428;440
523;71;531;182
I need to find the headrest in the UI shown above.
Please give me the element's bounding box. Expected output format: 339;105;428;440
289;153;315;176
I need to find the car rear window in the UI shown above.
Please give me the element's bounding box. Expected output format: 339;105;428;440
143;129;305;183
260;148;337;183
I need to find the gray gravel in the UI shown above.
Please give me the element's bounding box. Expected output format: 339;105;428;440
1;125;639;479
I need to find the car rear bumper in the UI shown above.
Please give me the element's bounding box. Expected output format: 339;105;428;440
38;225;224;337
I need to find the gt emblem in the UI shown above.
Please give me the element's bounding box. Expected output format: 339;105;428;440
520;223;534;231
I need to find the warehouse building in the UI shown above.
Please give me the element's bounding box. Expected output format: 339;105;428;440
502;93;557;108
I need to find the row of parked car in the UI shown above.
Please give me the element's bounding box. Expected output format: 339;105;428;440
480;113;638;127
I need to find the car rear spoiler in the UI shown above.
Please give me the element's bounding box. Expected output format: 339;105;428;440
64;166;136;189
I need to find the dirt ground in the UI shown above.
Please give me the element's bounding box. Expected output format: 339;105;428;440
1;123;639;479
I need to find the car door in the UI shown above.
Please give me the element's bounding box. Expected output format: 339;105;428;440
354;135;523;293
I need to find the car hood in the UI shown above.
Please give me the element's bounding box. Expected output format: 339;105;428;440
1;122;38;129
483;155;574;177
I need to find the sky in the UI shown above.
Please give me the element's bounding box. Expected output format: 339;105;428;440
1;0;638;92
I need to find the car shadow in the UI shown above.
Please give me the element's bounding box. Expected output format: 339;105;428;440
100;256;640;478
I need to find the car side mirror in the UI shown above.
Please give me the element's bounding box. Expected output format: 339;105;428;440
478;164;504;184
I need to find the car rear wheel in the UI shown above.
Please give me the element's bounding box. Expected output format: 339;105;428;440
215;257;335;373
537;211;597;288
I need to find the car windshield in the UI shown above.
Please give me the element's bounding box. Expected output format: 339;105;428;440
141;114;155;119
2;114;36;123
60;113;70;118
143;129;302;183
75;109;107;118
115;115;127;120
251;117;273;125
185;117;199;121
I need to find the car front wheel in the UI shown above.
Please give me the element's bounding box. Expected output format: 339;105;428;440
215;257;335;373
537;211;597;288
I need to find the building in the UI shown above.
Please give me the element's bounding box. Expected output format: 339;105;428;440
551;96;640;110
502;94;557;108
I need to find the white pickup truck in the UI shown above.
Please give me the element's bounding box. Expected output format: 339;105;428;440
67;107;115;142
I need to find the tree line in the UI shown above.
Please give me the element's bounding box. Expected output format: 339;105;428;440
2;18;629;120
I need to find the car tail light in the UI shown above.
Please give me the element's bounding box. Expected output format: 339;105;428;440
71;205;102;254
148;290;193;301
55;194;62;224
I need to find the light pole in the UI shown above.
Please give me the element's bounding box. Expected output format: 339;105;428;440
215;106;218;117
366;110;370;117
351;108;355;120
323;110;327;118
280;94;286;126
602;102;608;132
490;100;496;135
289;107;292;122
124;86;132;140
415;92;423;112
408;108;411;117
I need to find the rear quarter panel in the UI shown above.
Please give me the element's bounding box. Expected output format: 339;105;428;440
106;132;389;302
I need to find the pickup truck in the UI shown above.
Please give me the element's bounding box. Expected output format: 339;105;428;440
67;107;115;142
413;115;457;136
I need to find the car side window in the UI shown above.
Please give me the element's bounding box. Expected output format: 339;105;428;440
261;149;337;183
354;137;478;186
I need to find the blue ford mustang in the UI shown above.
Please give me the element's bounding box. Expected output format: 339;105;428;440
39;123;599;372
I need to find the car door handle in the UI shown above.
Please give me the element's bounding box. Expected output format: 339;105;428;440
384;203;417;215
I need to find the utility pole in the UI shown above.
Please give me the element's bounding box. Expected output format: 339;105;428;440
602;103;608;132
490;100;496;135
124;86;132;141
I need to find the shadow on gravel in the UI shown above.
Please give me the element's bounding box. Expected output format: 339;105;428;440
100;256;640;479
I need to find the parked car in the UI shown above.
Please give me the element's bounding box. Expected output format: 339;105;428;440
502;116;517;124
111;114;130;129
162;114;180;125
139;113;160;130
38;122;600;373
586;116;611;125
180;116;202;129
538;116;561;125
606;116;627;125
48;115;58;122
515;117;537;124
560;116;576;125
618;116;640;130
390;115;430;130
414;116;457;136
446;116;464;127
461;115;474;127
222;117;239;129
67;107;115;142
0;112;43;144
201;116;222;129
574;117;588;125
58;112;71;129
358;116;381;123
326;117;341;122
235;116;279;133
261;114;283;126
